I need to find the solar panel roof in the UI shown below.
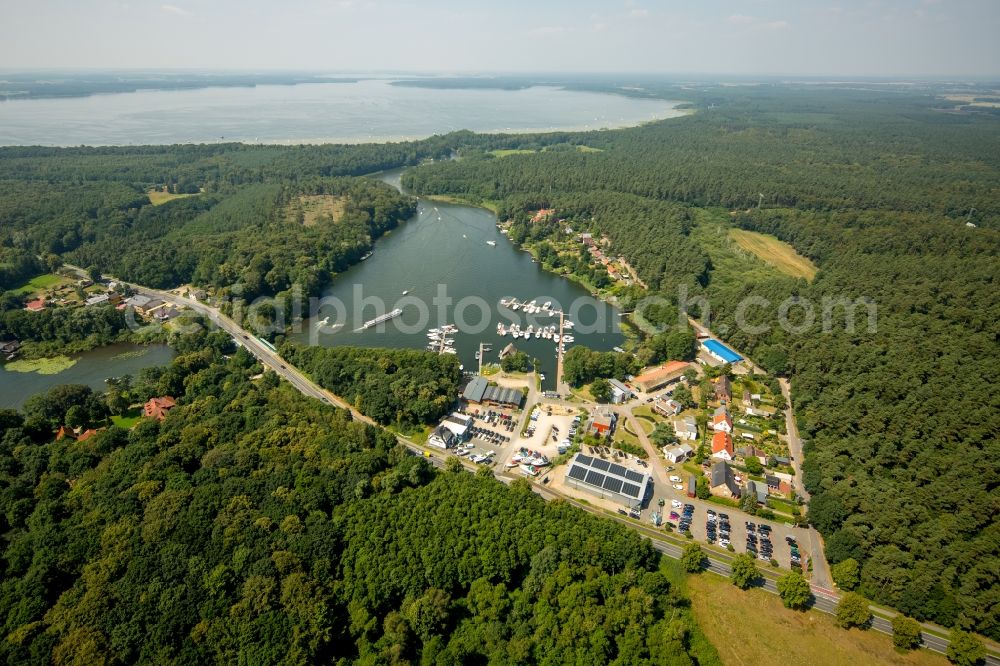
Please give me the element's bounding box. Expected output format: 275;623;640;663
624;470;645;483
591;458;610;471
603;477;624;493
585;470;606;487
621;482;641;498
608;463;627;477
568;465;587;481
576;454;594;466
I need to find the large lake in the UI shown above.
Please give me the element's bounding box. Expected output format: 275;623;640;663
0;343;175;409
0;79;683;146
290;170;624;389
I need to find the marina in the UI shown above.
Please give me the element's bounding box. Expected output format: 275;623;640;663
291;168;625;390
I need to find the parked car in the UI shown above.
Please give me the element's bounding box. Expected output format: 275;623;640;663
671;500;683;509
672;483;683;490
669;475;682;482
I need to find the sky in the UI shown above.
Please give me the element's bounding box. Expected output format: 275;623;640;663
1;0;998;78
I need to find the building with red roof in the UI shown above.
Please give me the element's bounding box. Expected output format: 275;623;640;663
711;431;734;461
144;396;176;421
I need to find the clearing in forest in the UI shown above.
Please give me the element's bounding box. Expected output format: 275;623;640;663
729;228;818;280
285;194;348;226
147;189;199;206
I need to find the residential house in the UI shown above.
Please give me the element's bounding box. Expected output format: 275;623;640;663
580;233;594;247
77;428;102;443
745;479;769;505
25;298;46;312
587;412;616;438
607;378;633;404
154;307;182;321
137;299;165;316
713;375;732;403
664;443;694;464
144;396;176;421
673;415;698;441
737;445;768;465
429;425;458;449
711;431;734;461
126;294;152;309
709;461;741;499
711;408;733;433
85;293;110;307
633;361;691;393
653;397;683;417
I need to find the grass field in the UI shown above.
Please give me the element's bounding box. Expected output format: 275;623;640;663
285;194;347;226
11;273;66;295
489;148;536;158
111;409;142;429
686;572;947;666
147;190;199;206
729;228;819;280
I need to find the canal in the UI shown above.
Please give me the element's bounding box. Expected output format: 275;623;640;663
292;169;624;389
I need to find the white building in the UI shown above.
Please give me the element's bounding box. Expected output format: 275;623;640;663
440;412;472;440
429;425;458;449
673;416;698;441
608;379;633;404
664;443;694;464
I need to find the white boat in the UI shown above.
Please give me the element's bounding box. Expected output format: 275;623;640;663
316;316;330;328
443;348;457;354
543;301;551;310
553;335;561;343
486;240;497;246
564;321;574;329
402;290;410;295
519;464;539;477
511;303;520;311
535;329;542;338
526;325;534;336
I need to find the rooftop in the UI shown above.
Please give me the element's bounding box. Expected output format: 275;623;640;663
703;339;742;363
566;452;651;502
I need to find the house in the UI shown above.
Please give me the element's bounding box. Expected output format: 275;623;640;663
138;299;165;316
765;474;782;493
126;294;152;309
709;461;741;499
745;479;769;504
144;396;176;421
653;397;683;417
773;455;791;466
56;425;75;440
713;375;732;403
531;208;555;222
743;391;753;408
711;409;733;433
85;293;110;307
154;307;182;321
189;288;207;301
440;413;472;440
664;443;694;464
673;415;698;441
633;361;691;393
429;425;458;449
25;298;46;312
711;432;734;460
745;404;774;418
77;428;102;443
580;233;594;247
607;378;633;404
76;278;94;288
737;445;768;465
587;412;616;438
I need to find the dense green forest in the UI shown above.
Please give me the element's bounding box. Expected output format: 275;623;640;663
0;349;713;665
399;86;1000;638
281;344;462;428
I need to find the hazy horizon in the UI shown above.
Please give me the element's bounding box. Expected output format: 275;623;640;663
2;0;998;78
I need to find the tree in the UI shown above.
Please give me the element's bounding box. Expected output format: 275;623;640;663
776;571;811;610
591;378;612;403
831;558;860;591
744;457;763;475
680;543;704;573
891;615;922;650
672;383;693;408
695;476;710;500
729;553;758;589
86;264;102;282
64;404;88;429
946;630;985;666
740;492;759;516
835;592;871;629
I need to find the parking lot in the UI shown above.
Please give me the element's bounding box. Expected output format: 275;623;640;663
455;407;519;463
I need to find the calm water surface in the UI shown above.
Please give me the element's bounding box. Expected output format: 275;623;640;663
0;79;683;146
0;343;175;408
291;170;624;389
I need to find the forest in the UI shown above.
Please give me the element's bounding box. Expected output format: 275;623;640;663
399;85;1000;639
281;343;463;428
1;82;997;640
0;349;713;665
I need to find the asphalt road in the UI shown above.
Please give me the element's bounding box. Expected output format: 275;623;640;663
124;283;997;664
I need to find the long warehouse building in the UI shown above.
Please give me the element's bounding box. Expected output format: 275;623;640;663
565;452;652;507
